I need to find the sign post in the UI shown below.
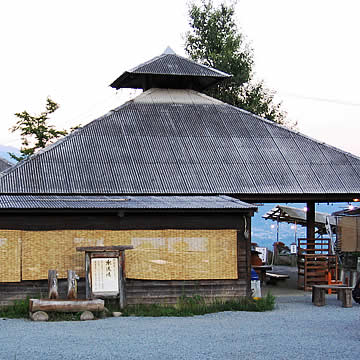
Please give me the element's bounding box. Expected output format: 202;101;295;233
77;246;133;309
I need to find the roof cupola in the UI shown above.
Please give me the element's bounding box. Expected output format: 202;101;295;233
110;47;231;91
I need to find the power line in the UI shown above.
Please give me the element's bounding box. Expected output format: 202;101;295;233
283;93;360;107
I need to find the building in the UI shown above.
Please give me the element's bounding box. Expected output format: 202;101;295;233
0;48;360;303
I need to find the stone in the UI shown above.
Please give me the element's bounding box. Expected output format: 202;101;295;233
112;312;123;317
31;311;49;321
80;311;94;321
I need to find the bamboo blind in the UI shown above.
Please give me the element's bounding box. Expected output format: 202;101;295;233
338;216;360;252
2;229;238;282
0;230;21;282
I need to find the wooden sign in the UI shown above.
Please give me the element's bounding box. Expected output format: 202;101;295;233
91;258;119;295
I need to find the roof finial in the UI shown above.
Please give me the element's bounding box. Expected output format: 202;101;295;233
163;46;176;55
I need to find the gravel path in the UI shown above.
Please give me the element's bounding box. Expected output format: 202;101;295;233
0;295;359;360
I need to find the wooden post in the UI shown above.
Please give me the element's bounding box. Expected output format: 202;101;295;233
85;252;91;299
312;286;325;306
67;270;79;300
48;270;59;299
342;289;352;308
119;251;125;309
306;201;315;243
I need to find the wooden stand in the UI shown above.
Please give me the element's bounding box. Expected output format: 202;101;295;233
297;238;338;291
76;246;133;309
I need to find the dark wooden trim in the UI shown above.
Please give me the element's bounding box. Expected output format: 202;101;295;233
0;213;247;231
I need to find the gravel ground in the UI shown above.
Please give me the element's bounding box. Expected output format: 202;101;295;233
0;295;359;360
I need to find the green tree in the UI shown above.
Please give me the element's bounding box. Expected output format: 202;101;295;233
185;0;288;125
10;98;75;161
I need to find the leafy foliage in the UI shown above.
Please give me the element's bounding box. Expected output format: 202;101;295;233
10;98;76;162
0;298;30;318
185;1;289;125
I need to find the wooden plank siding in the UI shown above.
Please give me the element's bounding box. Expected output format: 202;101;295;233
0;211;252;305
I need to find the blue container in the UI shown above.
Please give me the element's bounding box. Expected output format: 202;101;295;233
251;268;259;280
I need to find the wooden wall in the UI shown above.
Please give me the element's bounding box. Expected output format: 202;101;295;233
0;210;252;305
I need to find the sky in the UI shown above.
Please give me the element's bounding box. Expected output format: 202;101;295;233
0;0;358;248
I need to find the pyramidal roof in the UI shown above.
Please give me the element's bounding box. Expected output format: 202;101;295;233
1;51;360;203
1;86;360;202
110;48;230;91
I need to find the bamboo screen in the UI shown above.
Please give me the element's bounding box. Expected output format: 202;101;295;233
1;229;238;282
338;217;360;252
0;230;22;282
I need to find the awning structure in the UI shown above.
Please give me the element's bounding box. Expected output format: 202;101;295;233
262;205;337;235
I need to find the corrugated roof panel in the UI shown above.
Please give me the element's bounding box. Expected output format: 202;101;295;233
254;138;286;164
0;158;12;173
318;145;351;165
178;163;211;193
311;164;347;193
106;135;133;164
155;163;189;193
110;163;141;193
245;163;280;193
270;163;303;193
332;164;360;192
179;137;204;163
351;165;360;179
264;122;293;138
217;107;251;138
288;164;324;193
116;104;142;137
132;54;227;77
37;162;70;193
201;163;235;192
212;137;243;164
241;112;272;138
0;195;257;210
221;164;257;193
63;162;86;193
273;137;308;164
189;137;223;164
231;137;265;164
145;137;177;163
196;105;231;138
124;136;154;164
292;135;328;164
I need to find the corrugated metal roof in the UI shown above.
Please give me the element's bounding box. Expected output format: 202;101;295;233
1;89;360;198
110;51;230;91
262;204;337;233
0;157;13;173
0;195;257;210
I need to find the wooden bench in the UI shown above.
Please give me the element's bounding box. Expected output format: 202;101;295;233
312;285;353;308
266;272;289;285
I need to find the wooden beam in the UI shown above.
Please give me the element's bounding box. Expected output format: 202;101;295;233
306;201;315;241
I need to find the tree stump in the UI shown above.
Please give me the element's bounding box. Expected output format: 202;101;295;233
48;270;59;299
67;270;79;300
